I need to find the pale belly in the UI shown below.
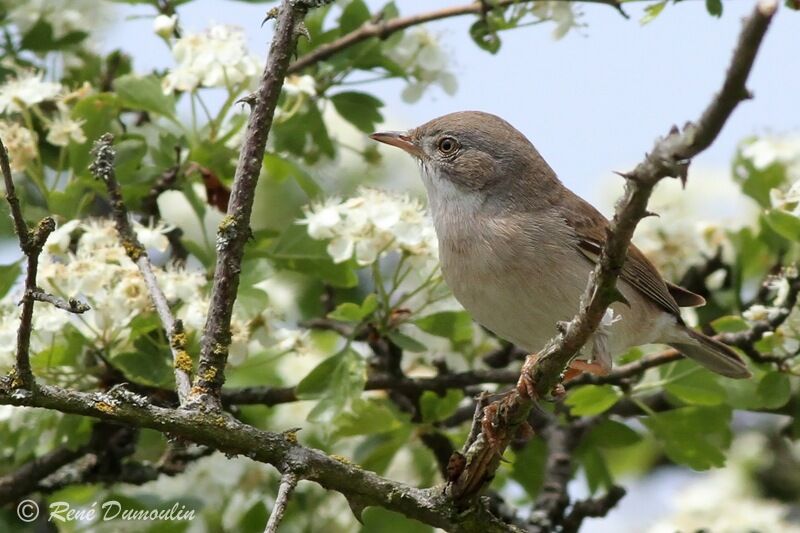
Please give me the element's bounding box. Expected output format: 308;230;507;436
441;243;676;357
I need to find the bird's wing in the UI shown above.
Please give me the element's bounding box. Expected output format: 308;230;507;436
558;190;696;317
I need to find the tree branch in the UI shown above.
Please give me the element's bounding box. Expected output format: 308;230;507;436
448;0;778;506
287;0;627;74
29;289;90;314
192;0;332;409
265;472;298;533
0;381;513;532
90;134;193;406
0;137;55;389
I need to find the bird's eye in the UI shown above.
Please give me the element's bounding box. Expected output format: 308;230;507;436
437;136;459;155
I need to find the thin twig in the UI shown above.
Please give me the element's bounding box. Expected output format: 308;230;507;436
265;472;299;533
287;0;628;74
89;134;193;406
29;289;90;314
192;0;329;409
0;138;55;388
561;485;627;533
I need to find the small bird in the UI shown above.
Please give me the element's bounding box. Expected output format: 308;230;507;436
371;111;749;382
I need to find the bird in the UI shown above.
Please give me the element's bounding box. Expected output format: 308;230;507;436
370;111;750;387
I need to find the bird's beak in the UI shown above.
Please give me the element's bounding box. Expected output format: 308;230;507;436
370;130;422;157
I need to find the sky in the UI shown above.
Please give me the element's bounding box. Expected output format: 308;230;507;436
102;2;797;531
105;0;800;211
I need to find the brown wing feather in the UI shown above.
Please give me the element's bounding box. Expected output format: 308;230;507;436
559;190;686;317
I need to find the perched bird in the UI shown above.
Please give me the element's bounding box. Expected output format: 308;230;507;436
371;111;749;382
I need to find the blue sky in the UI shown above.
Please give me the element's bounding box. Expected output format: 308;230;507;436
107;0;799;208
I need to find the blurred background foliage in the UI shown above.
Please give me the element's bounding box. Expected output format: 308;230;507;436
0;0;799;531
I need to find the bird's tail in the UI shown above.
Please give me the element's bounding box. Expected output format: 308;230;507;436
668;326;751;379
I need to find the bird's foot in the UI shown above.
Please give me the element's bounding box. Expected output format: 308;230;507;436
516;353;540;400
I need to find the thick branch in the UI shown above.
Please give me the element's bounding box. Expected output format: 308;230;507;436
192;0;325;409
449;0;778;506
90;135;193;406
0;381;511;532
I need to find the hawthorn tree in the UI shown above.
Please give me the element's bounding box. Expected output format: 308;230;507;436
0;0;797;532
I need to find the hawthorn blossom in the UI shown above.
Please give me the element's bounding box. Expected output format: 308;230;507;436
162;24;260;93
388;28;457;103
283;75;316;97
298;188;438;267
0;121;37;172
2;0;103;39
45;113;86;147
531;1;580;39
0;71;61;113
742;135;800;170
153;14;177;38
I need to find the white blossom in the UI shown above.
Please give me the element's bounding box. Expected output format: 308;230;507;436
388;28;457;103
45;113;86;147
770;179;800;217
0;121;37;172
530;1;580;39
153;14;177;38
133;219;173;253
742;135;800;170
283;74;315;97
299;188;439;267
162;24;261;93
742;304;782;323
0;71;61;113
3;0;104;40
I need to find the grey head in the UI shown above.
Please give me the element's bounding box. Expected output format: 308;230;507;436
370;111;561;201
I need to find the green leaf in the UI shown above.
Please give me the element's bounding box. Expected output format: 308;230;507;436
0;262;21;299
420;390;463;423
764;209;800;241
334;398;405;437
330;92;384;133
339;0;371;34
641;0;668;24
710;315;750;333
113;137;148;184
587;419;642;448
565;385;621;416
296;349;366;422
111;351;173;388
263;153;321;199
354;427;413;475
757;371;791;409
662;361;727;406
469;20;501;54
733;152;788;208
387;331;427;352
705;0;723;17
271;223;330;260
20;19;88;52
360;507;433;533
643;406;732;470
414;311;473;346
113;74;176;119
580;447;613;495
666;379;726;406
70;94;121;173
511;437;547;497
328;293;378;322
